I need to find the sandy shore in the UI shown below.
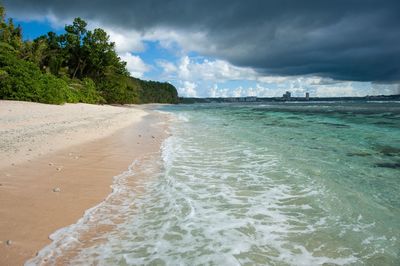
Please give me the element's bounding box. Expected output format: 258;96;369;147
0;101;150;169
0;101;168;265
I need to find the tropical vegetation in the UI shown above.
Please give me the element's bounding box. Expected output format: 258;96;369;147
0;5;178;104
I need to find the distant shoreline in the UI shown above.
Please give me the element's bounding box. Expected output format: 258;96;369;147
179;94;400;104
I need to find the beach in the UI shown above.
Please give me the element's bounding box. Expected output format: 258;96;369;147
0;101;168;265
1;101;399;265
25;102;396;265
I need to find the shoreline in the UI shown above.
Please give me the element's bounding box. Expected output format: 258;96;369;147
0;101;169;265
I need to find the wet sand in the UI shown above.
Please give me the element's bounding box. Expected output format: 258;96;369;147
0;101;168;265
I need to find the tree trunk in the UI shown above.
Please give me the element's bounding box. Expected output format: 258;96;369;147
79;59;87;78
72;60;80;79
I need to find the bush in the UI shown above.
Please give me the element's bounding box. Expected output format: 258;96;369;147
98;75;140;104
81;78;105;104
0;43;80;104
39;73;78;104
0;44;44;102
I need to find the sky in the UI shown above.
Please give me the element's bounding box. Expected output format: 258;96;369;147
3;0;400;97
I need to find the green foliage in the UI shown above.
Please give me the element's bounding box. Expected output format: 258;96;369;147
0;8;23;50
39;74;78;104
135;78;179;104
80;78;105;104
0;43;76;104
98;74;140;104
0;4;179;105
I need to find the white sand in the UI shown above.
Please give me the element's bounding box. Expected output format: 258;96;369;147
0;100;147;170
0;100;168;265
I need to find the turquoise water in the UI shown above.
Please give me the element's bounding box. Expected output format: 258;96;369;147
29;102;400;265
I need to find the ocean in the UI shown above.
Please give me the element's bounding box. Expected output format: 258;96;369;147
28;102;400;265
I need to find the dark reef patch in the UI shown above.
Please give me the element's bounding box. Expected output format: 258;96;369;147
318;122;351;128
347;152;372;157
375;162;400;169
375;145;400;157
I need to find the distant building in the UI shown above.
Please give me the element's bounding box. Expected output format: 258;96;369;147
305;92;310;100
226;97;238;102
283;91;291;100
245;96;257;102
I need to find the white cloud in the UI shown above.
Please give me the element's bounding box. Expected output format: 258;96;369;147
158;55;257;83
314;83;359;97
207;84;286;98
119;52;149;78
143;28;211;55
371;83;400;95
178;81;198;97
157;55;347;89
104;27;145;53
156;60;177;75
125;51;400;97
10;12;70;29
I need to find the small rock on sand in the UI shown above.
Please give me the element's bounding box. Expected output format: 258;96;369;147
49;162;54;166
53;187;61;192
6;240;12;246
56;167;63;171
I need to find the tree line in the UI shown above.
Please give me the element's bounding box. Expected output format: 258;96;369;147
0;5;178;104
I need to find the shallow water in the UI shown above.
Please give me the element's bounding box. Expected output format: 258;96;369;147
29;102;400;265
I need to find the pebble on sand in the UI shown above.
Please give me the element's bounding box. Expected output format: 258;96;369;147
53;187;61;192
6;240;12;246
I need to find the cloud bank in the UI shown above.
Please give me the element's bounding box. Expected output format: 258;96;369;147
5;0;400;83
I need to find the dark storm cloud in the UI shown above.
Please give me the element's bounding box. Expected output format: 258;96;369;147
4;0;400;82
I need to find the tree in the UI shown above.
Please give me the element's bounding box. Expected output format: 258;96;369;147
83;28;126;79
0;7;22;50
0;3;179;105
63;17;88;79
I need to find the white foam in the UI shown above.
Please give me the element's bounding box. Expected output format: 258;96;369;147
25;156;162;265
